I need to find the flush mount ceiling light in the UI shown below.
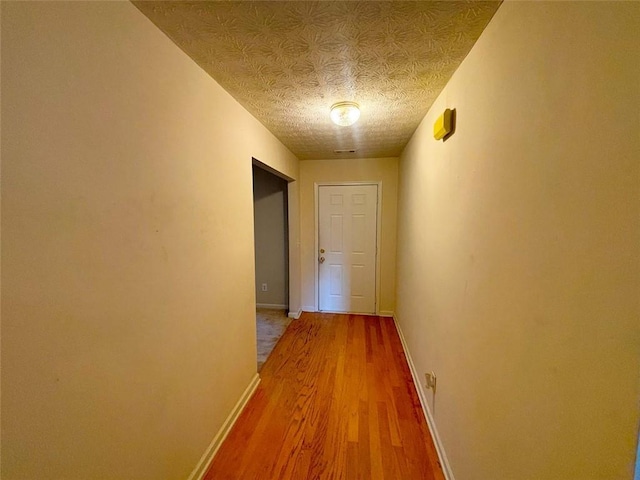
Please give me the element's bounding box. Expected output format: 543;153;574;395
330;101;360;126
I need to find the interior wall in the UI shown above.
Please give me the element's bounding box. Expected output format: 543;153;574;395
287;180;301;316
299;157;398;315
253;166;288;308
1;2;299;479
396;2;639;480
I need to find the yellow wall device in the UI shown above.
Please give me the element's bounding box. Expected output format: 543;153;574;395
433;108;453;140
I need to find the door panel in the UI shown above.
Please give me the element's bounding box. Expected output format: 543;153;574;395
318;184;378;313
330;215;343;252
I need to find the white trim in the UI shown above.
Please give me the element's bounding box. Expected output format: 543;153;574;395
187;374;261;480
301;305;316;313
379;310;395;317
314;181;383;315
314;310;381;316
256;303;287;309
374;183;383;316
392;315;455;480
314;184;320;311
287;309;302;319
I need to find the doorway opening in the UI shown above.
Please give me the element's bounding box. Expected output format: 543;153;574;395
252;162;291;371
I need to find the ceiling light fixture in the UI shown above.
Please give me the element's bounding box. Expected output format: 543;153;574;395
330;101;360;126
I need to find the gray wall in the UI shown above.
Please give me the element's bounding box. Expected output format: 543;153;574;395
253;166;288;307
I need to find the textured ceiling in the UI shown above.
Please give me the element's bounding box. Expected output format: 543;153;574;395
134;1;502;160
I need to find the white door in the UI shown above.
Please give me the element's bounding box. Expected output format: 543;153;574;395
318;184;378;313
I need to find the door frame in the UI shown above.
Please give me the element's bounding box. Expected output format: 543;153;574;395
252;157;295;315
314;181;383;315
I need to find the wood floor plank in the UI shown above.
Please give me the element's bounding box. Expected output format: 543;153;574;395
357;399;372;480
204;313;445;480
377;401;399;479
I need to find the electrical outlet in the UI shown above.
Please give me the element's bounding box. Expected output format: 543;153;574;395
261;283;268;292
425;371;437;392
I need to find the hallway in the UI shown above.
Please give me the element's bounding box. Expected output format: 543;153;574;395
205;313;444;479
3;2;638;478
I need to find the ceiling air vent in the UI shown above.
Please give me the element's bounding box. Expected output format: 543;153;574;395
334;149;357;154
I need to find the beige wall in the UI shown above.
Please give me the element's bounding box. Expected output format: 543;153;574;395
287;180;301;315
396;2;640;480
253;166;288;307
1;2;299;479
300;158;398;314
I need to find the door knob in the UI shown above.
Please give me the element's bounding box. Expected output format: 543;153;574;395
319;256;325;264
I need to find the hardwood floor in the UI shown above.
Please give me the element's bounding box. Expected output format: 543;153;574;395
204;312;445;480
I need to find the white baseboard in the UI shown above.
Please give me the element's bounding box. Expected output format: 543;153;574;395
256;303;287;309
301;308;395;318
392;315;455;480
287;309;302;319
187;374;261;480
